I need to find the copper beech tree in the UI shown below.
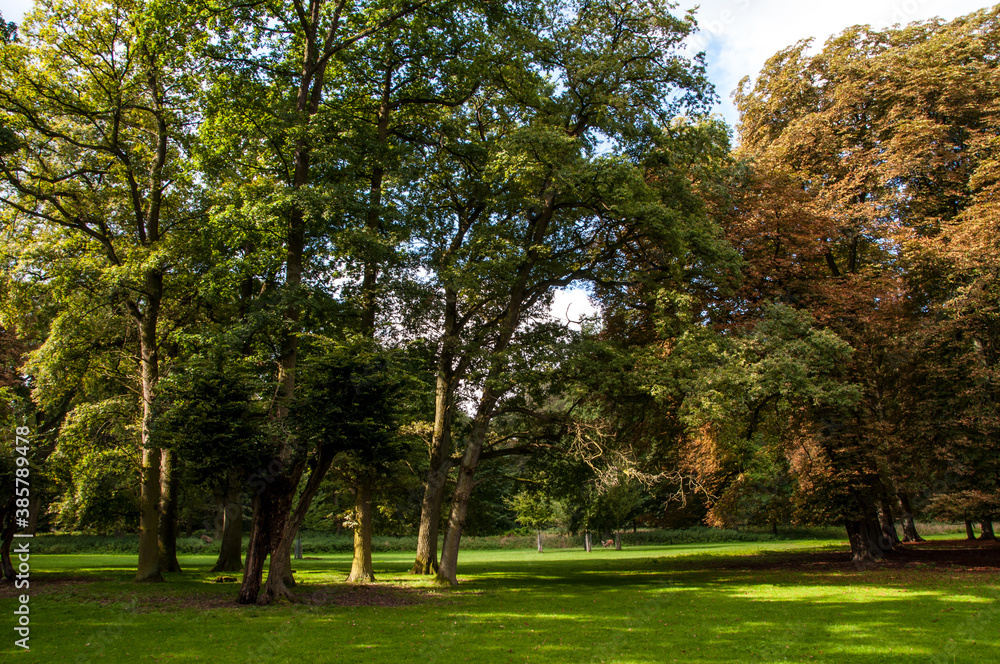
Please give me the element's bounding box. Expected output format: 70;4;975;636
726;8;1000;561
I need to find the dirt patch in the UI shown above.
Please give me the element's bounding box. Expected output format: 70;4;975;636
717;539;1000;573
0;576;110;599
3;574;442;610
304;584;440;607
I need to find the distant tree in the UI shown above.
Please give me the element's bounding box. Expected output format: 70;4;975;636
506;490;556;553
594;478;646;550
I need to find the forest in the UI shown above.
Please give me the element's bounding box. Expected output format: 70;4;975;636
0;0;998;615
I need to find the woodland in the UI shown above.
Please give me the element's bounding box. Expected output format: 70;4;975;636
0;0;998;610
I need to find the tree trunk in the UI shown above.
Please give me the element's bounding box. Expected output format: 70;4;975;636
135;448;163;582
966;520;977;540
237;487;278;604
877;494;901;551
135;279;163;583
252;468;304;604
157;447;182;573
212;475;244;573
411;296;459;576
281;546;295;589
258;444;337;603
26;495;42;535
436;435;484;585
845;516;895;564
0;499;14;582
347;477;376;583
584;531;591;552
979;519;996;541
536;529;543;553
615;530;621;551
897;492;924;542
411;464;448;574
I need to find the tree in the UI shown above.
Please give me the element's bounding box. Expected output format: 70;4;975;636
0;328;28;582
413;0;717;585
506;490;556;553
153;357;270;572
0;12;14;45
0;0;208;580
731;8;1000;561
309;0;510;579
200;0;442;605
288;338;415;583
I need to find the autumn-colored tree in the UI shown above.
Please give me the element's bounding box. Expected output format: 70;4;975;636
731;7;1000;560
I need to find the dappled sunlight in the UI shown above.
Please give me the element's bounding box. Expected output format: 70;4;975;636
5;542;998;663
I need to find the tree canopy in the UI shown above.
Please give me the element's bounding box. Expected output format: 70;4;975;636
1;0;999;600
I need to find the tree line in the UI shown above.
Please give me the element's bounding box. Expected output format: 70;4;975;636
0;0;997;602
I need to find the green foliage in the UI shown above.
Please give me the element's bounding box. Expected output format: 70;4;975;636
0;11;15;44
290;338;417;468
682;304;860;432
926;491;1000;522
589;477;648;533
49;398;139;532
506;490;557;531
152;357;270;485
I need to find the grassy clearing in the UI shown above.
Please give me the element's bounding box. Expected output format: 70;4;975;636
24;526;848;555
2;537;997;663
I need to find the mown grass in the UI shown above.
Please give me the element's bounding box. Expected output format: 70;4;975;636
2;537;997;663
23;527;808;555
24;524;940;555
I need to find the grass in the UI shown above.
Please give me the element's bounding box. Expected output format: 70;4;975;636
26;523;958;555
2;536;997;663
23;526;837;555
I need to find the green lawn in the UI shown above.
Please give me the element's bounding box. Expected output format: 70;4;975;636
2;538;997;663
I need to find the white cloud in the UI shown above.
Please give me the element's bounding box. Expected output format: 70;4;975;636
677;0;996;131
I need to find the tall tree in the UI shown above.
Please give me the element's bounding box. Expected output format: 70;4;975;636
0;0;206;580
318;0;506;579
732;7;1000;561
203;0;439;604
408;0;717;585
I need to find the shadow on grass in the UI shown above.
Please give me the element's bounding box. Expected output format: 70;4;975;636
2;543;997;663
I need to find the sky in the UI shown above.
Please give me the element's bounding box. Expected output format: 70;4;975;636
2;0;994;324
676;0;996;130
